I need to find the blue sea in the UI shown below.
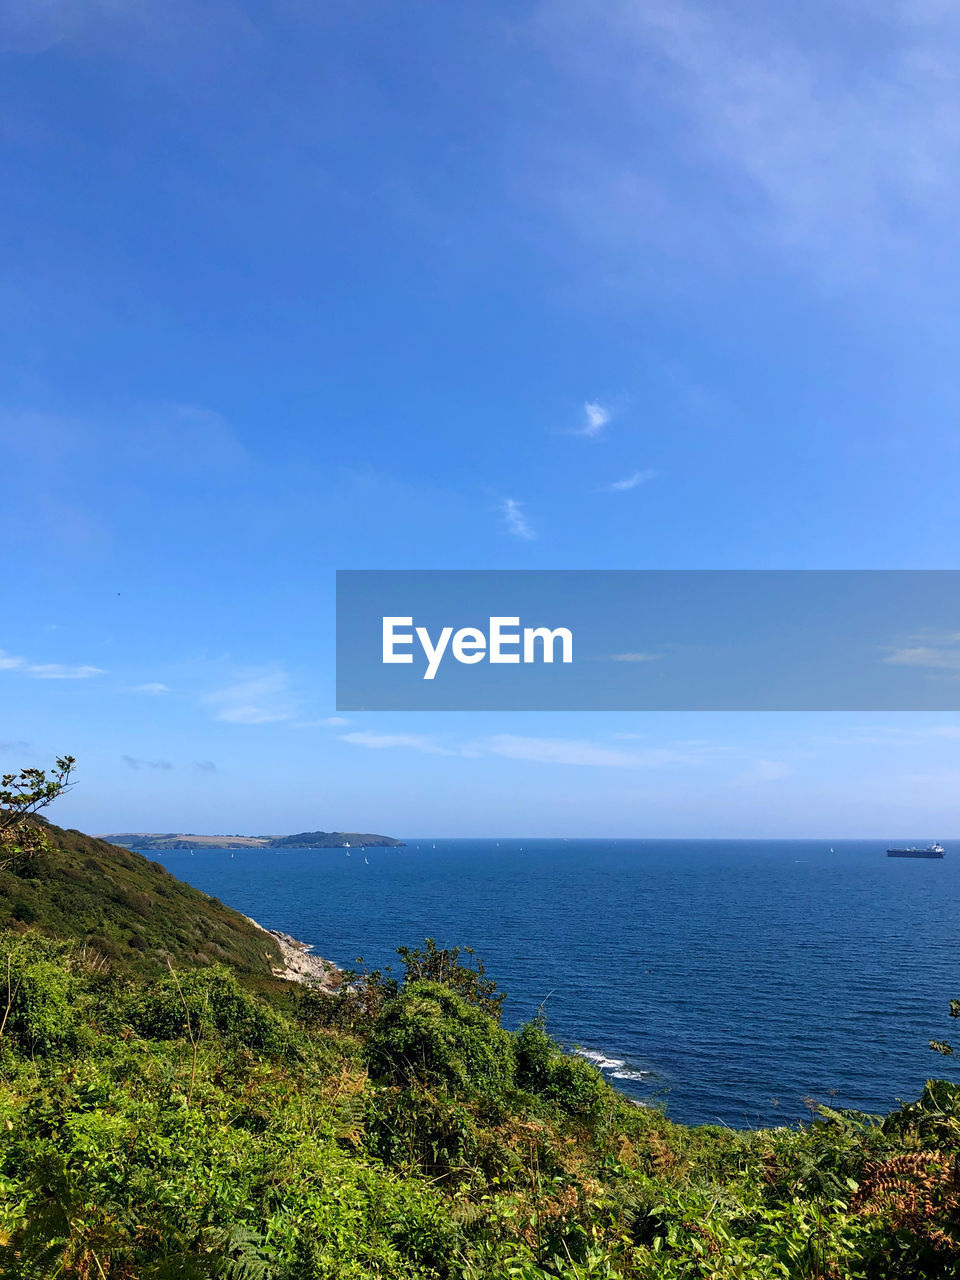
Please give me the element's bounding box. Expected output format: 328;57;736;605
152;839;960;1128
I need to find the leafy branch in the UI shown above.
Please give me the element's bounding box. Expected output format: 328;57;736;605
0;754;76;871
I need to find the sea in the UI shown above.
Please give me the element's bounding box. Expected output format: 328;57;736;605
150;838;960;1128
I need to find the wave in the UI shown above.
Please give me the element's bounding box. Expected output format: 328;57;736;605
575;1048;626;1071
575;1048;651;1083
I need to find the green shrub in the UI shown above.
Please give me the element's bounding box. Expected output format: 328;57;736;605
0;933;81;1057
125;963;295;1055
515;1021;607;1118
882;1077;960;1147
366;981;515;1097
395;938;505;1020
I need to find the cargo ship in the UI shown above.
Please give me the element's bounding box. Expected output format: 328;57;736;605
887;842;945;859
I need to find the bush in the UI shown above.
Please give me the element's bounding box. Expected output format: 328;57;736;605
396;938;505;1020
125;963;295;1056
515;1021;607;1118
0;933;81;1057
366;980;516;1097
883;1078;960;1147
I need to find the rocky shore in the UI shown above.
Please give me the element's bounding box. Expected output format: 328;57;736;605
245;916;343;989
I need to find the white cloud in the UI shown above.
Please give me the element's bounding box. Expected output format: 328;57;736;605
608;651;663;663
338;727;806;779
130;682;170;695
341;731;452;755
30;664;106;679
579;401;612;437
815;723;960;747
480;734;685;768
605;469;658;492
0;649;105;679
202;669;296;725
884;646;960;670
342;729;689;769
532;0;960;284
501;497;536;540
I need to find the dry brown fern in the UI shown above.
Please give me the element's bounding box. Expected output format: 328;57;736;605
851;1151;960;1252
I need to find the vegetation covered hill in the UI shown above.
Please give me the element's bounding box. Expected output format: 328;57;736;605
102;833;269;850
0;921;959;1278
0;819;282;980
1;770;958;1277
102;830;406;850
266;830;404;848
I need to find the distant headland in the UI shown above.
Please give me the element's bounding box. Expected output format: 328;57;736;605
99;830;406;851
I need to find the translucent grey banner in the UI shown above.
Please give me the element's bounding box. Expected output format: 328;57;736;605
336;570;960;710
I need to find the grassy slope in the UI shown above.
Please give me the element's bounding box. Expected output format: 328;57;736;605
0;928;957;1279
0;824;956;1278
0;820;282;980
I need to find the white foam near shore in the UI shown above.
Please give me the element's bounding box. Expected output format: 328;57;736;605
576;1049;626;1070
575;1048;650;1081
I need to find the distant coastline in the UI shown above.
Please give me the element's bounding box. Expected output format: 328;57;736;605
99;829;405;851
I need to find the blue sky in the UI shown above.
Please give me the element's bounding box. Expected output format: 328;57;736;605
3;0;960;836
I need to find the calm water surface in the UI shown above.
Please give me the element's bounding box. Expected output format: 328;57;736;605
153;839;960;1127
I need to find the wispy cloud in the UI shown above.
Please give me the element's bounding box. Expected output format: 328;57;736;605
194;760;217;773
0;649;105;679
534;0;960;282
296;716;350;728
129;682;170;695
201;668;297;724
604;469;658;492
501;497;536;540
884;646;960;670
341;731;453;755
579;400;612;437
480;734;685;768
607;651;663;663
342;729;689;768
815;723;960;747
122;755;173;771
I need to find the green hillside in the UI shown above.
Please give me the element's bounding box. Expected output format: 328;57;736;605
0;780;958;1277
0;819;281;980
0;924;959;1279
266;830;405;848
100;830;406;850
